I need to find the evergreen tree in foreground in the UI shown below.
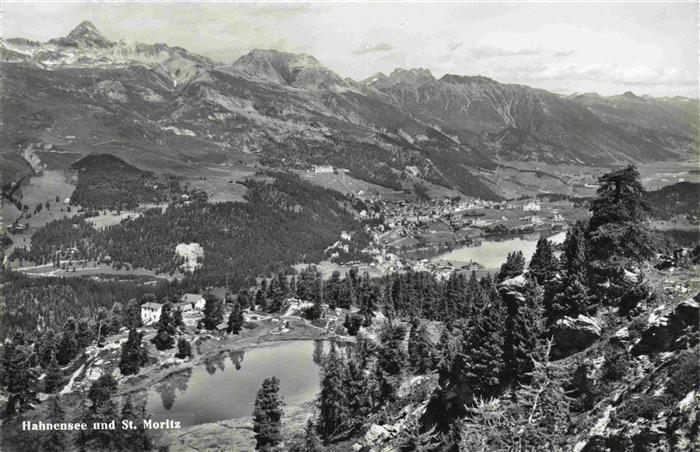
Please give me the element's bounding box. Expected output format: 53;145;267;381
175;338;193;359
56;318;79;365
118;395;152;452
1;337;38;414
253;376;284;451
408;320;436;374
119;329;148;376
317;345;348;440
123;298;143;329
227;302;245;334
460;340;571;451
503;276;545;391
44;353;63;393
546;221;593;321
528;237;559;286
77;374;119;450
152;301;175;350
41;396;67;452
290;419;324;452
203;293;224;330
497;251;525;282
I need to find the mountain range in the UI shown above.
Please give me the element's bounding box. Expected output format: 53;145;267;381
2;21;697;199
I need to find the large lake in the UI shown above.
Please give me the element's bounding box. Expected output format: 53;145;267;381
146;340;346;427
432;231;567;269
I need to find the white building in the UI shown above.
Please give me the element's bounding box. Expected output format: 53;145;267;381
523;201;541;212
313;165;334;174
180;293;206;310
141;302;163;325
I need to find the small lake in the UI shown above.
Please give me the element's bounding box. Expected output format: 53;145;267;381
145;340;346;427
432;231;567;269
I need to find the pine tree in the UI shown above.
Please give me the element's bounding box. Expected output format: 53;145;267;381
305;298;324;321
123;298;143;329
589;165;649;230
255;288;267;310
548;272;593;321
252;376;284;451
35;329;56;368
546;221;594;321
497;251;526;282
396;416;439;452
79;375;119;450
1;338;38;414
109;302;124;333
44;353;63;393
343;313;362;335
203;293;224;329
289;419;324;452
268;275;286;312
562;220;588;274
345;358;372;422
338;276;355;309
324;271;342;310
175;338;193;359
425;290;507;434
56;319;79;365
503;276;545;390
435;325;460;376
461;294;506;399
529;237;559;286
408;320;436;374
461;339;572;451
173;308;184;327
41;396;67;452
358;275;378;327
75;319;93;349
317;345;348;439
237;288;251;310
118;395;152;452
95;307;111;345
227;302;245;334
152;302;175;350
378;322;407;375
301;419;324;452
119;329;148;376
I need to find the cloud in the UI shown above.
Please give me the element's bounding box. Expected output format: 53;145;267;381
494;61;696;88
353;42;395;55
248;4;311;20
468;46;541;58
466;46;575;59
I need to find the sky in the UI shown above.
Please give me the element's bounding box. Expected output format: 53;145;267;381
2;2;698;97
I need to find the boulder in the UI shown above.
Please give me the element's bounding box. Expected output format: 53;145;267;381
364;424;393;444
632;299;699;355
551;315;602;359
498;274;528;303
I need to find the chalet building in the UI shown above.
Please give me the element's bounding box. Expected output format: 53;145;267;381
179;293;206;310
141;302;163;325
173;300;193;312
523;201;541;212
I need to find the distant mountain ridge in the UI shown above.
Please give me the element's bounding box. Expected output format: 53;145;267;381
1;21;697;199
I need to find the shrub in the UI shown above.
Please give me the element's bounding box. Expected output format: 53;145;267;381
617;395;671;421
666;352;699;401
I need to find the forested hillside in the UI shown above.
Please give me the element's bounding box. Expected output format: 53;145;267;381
11;171;369;289
69;154;182;210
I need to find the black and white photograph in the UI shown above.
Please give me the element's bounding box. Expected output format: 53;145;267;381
0;2;698;451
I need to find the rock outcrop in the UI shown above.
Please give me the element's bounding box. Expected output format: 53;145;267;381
632;299;699;355
551;315;603;359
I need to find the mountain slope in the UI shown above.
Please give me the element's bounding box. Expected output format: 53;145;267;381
366;70;697;164
1;21;697;200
